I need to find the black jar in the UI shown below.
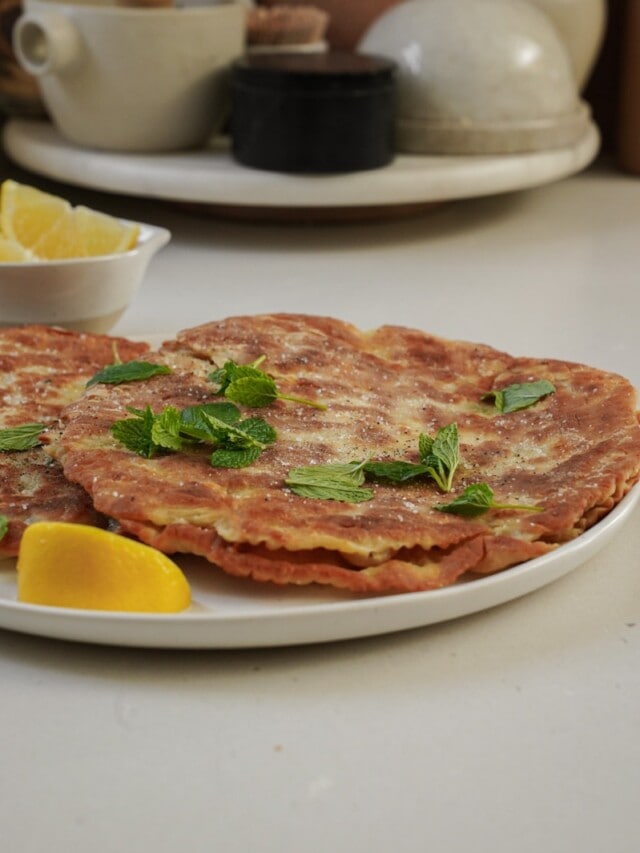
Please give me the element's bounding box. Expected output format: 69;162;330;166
230;51;396;174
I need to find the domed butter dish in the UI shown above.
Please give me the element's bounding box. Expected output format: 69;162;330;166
359;0;591;155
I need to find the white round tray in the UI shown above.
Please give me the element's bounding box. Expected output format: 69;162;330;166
3;118;600;221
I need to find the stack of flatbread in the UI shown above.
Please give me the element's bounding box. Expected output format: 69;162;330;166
0;325;148;557
2;314;640;594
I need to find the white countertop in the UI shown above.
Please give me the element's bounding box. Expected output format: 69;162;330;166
2;150;640;853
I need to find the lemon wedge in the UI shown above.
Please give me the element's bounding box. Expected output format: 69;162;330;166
0;180;139;261
17;522;191;613
0;235;36;262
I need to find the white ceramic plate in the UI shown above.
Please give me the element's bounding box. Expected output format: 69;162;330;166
0;484;638;649
3;119;600;216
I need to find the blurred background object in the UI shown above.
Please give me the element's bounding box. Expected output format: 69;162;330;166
12;0;245;151
359;0;591;155
526;0;606;91
0;0;44;116
258;0;404;49
246;4;329;53
612;0;640;174
260;0;606;85
0;0;637;177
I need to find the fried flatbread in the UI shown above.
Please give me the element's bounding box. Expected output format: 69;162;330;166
50;314;640;593
0;325;149;557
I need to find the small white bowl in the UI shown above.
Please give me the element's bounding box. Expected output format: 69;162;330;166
0;220;170;333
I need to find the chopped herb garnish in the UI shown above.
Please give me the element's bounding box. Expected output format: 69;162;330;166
111;402;276;468
0;422;45;451
286;461;374;503
435;482;543;517
210;357;326;410
86;360;172;388
482;380;556;414
0;514;8;541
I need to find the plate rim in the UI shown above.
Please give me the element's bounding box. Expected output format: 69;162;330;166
3;118;600;210
1;482;638;649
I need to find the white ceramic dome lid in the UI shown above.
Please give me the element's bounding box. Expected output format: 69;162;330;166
358;0;590;153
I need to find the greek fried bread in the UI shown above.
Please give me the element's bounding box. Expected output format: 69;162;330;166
50;314;640;593
0;325;149;557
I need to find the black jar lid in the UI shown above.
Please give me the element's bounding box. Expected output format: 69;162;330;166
232;51;396;95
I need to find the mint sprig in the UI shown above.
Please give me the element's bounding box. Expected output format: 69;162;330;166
286;461;374;503
0;422;46;451
419;423;460;492
0;514;8;542
86;360;172;388
482;380;556;414
362;424;460;492
210;358;326;410
111;402;276;468
435;483;543;517
286;424;461;503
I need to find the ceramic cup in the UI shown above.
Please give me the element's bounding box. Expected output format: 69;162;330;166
12;0;245;151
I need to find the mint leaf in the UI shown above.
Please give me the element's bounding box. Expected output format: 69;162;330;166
418;432;433;459
288;482;374;502
419;423;460;492
0;514;8;541
210;446;263;468
86;360;171;388
0;422;45;451
482;380;556;414
209;358;266;394
363;460;432;482
203;412;276;468
435;483;543;517
236;417;278;446
202;413;274;450
211;357;326;410
286;461;374;503
179;403;241;441
111;405;158;458
150;406;183;452
225;375;279;407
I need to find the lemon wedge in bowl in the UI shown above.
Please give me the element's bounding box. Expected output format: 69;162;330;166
0;180;170;332
0;179;139;260
0;235;35;262
17;522;191;613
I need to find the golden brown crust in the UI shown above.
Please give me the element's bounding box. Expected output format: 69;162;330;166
0;325;149;556
51;314;640;593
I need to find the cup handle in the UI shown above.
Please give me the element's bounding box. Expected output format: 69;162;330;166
13;11;83;77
